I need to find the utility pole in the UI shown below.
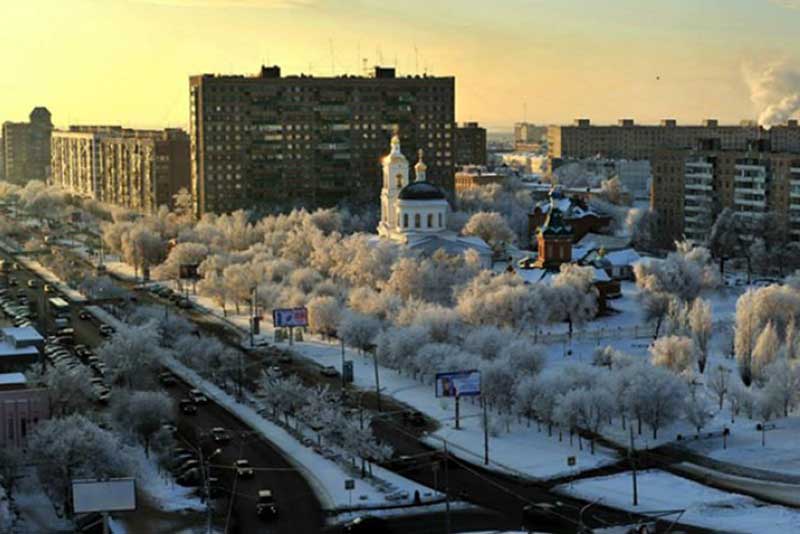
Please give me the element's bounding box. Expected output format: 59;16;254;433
483;396;489;466
444;440;451;534
629;425;638;506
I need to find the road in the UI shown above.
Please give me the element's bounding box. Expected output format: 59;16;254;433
1;249;325;534
7;230;717;534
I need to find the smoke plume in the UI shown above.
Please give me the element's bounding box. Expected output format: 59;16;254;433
743;62;800;128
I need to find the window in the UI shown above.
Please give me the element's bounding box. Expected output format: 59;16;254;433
396;173;403;188
415;213;421;228
438;213;442;227
403;213;409;228
427;213;433;228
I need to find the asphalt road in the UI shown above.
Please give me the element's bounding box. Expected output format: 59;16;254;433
0;250;325;534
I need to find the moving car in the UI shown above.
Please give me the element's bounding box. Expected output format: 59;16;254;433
78;310;92;320
255;489;278;519
43;284;54;293
234;459;254;478
320;366;339;377
211;427;231;444
26;279;38;288
189;389;208;404
179;399;198;415
159;372;177;387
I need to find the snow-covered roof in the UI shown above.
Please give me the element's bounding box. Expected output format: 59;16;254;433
0;343;39;358
406;232;492;258
576;233;632;251
0;372;26;386
593;268;612;282
603;248;642;266
3;326;44;343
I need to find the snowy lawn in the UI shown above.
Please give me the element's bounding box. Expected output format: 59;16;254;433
127;445;204;513
555;469;800;533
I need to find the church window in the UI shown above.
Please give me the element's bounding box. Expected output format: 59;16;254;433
415;213;421;228
397;213;401;227
427;214;433;228
403;213;408;228
396;173;403;188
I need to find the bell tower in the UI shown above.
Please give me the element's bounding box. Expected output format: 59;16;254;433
379;132;408;235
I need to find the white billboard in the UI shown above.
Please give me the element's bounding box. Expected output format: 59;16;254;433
435;370;481;397
72;478;136;514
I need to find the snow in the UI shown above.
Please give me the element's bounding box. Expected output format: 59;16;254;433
556;469;800;534
13;471;73;533
127;445;204;513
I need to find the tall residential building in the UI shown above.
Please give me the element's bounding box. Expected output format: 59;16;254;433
547;118;800;161
50;126;190;213
651;141;800;247
454;122;487;166
189;65;456;215
2;107;53;184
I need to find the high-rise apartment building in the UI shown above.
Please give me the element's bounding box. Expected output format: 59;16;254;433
189;65;456;215
50;126;190;213
454;122;487;166
548;118;800;161
2;107;53;184
651;141;800;247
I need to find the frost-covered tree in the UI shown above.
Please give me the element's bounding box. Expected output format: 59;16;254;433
688;298;713;373
629;365;687;439
706;208;739;275
557;386;615;454
550;264;598;339
598;176;626;205
513;376;539;426
456;271;543;330
479;359;516;411
28;415;130;512
339;311;381;355
763;359;800;417
97;323;164;388
112;390;175;457
462;211;515;250
499;339;546;377
735;289;758;385
752;322;780;383
464;326;508;360
707;365;731;410
592;345;633;370
755;388;781;446
25;366;93;417
684;395;713;438
348;286;401;322
650;335;695;374
307;295;342;338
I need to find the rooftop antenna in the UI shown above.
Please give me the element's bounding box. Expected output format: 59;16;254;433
329;38;335;75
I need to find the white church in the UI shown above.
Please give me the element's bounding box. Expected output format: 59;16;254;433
377;134;492;266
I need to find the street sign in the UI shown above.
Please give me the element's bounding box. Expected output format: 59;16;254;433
567;456;576;467
344;479;355;490
343;360;354;383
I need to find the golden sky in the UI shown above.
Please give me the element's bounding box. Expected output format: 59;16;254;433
1;0;799;131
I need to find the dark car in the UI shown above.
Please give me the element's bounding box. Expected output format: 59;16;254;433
211;427;231;444
256;490;279;520
78;310;92;320
98;324;115;337
342;516;392;533
159;372;177;387
179;399;198;415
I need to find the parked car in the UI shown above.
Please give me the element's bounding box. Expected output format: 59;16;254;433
256;489;279;520
211;427;231;444
26;279;38;288
177;298;192;309
159;372;177;387
98;324;115;337
278;354;292;364
43;284;54;293
7;277;17;286
176;467;202;487
320;366;339;378
78;310;93;321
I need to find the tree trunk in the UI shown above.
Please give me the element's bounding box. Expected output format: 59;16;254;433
652;426;658;440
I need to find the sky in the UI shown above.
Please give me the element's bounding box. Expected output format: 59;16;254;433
1;0;800;132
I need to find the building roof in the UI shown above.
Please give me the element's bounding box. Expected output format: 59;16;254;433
406;232;492;257
398;181;446;200
539;197;573;237
3;326;44;344
0;373;26;386
576;233;632;251
0;343;39;358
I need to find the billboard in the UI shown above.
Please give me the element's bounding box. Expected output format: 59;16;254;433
273;307;308;328
72;478;136;514
435;370;481;398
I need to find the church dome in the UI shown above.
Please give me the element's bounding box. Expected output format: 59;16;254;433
398;181;446;200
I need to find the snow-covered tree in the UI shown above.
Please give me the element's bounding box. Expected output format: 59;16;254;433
688;298;713;373
112;390;175;457
25;366;93;417
598;176;626;205
464;326;508;360
339;311;381;355
684;395;713;438
707;365;731;410
97;323;164;388
462;211;515;250
752;322;781;383
630;365;687;439
557;386;615;454
550;264;598;339
27;415;130;512
650;335;695;374
479;359;516;411
735;289;758;385
499;339;546;377
763;359;800;417
592;345;632;370
755;388;781;446
307;295;342;338
706;208;739;275
456;271;543;330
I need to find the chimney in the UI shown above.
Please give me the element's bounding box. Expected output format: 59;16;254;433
574;119;591;127
660;119;677;127
788;120;799;128
618;119;634;127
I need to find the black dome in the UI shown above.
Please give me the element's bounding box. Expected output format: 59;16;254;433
398;181;446;200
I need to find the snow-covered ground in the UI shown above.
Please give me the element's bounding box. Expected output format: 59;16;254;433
555;469;800;533
12;471;72;533
127;445;205;513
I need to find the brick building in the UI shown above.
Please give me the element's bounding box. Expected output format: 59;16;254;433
0;373;50;448
2;107;53;184
50;126;190;212
189;65;456;215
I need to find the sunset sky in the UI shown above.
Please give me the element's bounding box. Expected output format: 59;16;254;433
2;0;799;131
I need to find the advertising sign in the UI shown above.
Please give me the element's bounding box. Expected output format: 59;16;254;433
72;478;136;514
435;370;481;398
272;307;309;327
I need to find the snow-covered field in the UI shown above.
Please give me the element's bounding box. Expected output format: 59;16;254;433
555;469;800;533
